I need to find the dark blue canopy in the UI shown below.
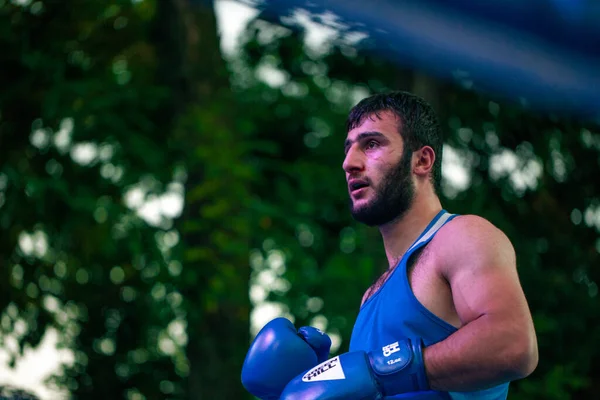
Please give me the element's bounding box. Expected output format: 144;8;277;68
196;0;600;118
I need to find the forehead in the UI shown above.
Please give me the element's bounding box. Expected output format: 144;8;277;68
346;110;402;140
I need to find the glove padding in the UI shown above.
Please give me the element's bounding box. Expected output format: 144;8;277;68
280;338;431;400
241;317;332;400
298;325;331;364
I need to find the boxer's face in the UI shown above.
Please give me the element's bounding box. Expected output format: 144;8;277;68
343;111;415;226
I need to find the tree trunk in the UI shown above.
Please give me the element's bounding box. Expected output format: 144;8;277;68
153;1;252;398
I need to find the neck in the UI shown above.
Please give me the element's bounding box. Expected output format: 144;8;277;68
379;190;442;269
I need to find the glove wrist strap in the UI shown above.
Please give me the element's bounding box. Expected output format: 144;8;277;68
368;338;429;396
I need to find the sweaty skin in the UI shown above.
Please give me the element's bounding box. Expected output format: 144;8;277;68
344;111;538;392
423;215;538;391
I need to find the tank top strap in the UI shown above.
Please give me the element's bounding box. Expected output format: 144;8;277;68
403;210;456;262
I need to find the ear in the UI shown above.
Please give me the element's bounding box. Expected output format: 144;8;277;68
412;146;436;177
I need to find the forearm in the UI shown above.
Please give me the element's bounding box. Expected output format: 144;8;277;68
423;313;537;392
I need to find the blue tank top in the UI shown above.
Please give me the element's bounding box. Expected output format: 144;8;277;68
349;210;510;400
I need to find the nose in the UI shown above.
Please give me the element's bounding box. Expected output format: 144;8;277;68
343;145;364;174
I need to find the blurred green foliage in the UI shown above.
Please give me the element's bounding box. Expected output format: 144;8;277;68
0;0;599;399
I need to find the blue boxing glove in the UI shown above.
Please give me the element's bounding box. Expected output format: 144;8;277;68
280;338;430;400
241;317;332;400
298;325;332;364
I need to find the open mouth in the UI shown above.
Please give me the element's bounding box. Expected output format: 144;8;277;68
349;180;369;193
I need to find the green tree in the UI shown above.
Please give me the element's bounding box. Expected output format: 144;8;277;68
158;0;254;398
0;0;182;397
0;0;254;398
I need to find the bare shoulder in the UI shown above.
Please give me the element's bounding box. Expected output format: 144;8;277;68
437;214;511;243
432;214;516;276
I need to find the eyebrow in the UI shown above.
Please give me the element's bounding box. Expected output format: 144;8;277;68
344;131;386;152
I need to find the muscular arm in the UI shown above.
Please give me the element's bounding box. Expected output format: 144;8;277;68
424;215;538;391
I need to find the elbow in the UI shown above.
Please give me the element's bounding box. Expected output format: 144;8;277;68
515;343;538;379
508;330;539;379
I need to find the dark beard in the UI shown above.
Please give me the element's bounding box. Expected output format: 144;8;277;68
349;149;415;226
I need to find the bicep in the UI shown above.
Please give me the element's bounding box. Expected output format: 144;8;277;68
442;217;530;326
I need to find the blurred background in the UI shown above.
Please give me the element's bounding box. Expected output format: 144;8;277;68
1;0;599;398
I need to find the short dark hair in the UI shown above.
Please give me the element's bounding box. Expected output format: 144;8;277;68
346;91;443;194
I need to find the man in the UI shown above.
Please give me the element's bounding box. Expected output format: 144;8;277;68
243;91;538;399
